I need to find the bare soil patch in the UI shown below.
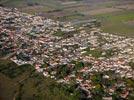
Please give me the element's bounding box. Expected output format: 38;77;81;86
124;20;134;26
82;7;122;15
116;4;134;10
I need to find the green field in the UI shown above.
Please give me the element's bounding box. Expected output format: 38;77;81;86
93;10;134;37
0;0;61;12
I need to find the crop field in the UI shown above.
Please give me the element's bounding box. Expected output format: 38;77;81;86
21;6;55;14
82;8;122;15
93;10;134;36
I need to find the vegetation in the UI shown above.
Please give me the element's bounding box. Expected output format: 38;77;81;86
128;61;134;69
90;72;134;100
53;30;65;37
0;58;134;100
58;13;85;21
83;47;118;58
94;11;134;36
83;48;102;58
0;60;33;78
0;59;80;100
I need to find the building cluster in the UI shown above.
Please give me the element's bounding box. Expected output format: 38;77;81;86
0;7;134;99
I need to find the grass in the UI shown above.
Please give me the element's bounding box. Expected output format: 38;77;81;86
53;30;65;37
59;13;85;21
128;61;134;69
93;10;134;37
0;73;18;100
83;48;102;58
0;59;33;78
97;1;117;8
21;6;54;14
83;47;117;58
1;0;60;13
1;0;26;7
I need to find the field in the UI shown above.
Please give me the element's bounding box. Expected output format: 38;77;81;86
62;0;134;36
93;10;134;36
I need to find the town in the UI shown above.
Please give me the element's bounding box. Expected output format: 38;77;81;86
0;7;134;99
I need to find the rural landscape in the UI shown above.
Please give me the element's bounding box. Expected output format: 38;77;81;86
0;0;134;100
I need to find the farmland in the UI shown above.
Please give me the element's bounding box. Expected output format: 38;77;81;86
93;10;134;36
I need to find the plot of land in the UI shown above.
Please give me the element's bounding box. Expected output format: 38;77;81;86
82;7;122;15
125;20;134;26
94;11;134;36
116;4;134;10
21;6;54;14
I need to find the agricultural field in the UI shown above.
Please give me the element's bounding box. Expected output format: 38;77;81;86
56;0;134;36
93;10;134;37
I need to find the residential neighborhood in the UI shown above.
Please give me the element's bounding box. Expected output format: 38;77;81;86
0;7;134;99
